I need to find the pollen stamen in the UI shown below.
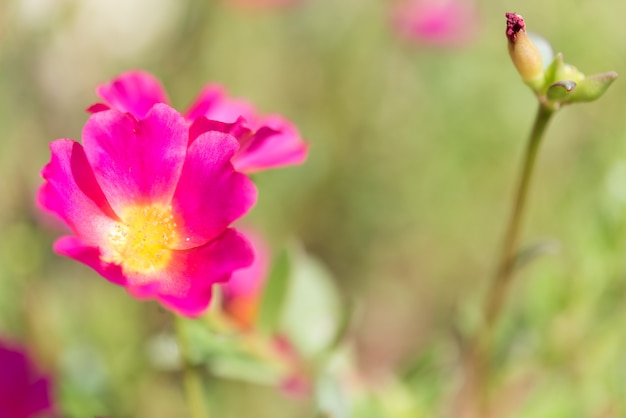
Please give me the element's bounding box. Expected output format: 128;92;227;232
103;204;178;274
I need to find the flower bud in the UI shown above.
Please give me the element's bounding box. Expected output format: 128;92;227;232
506;12;544;90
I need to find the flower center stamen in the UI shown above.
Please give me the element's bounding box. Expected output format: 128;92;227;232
103;205;178;274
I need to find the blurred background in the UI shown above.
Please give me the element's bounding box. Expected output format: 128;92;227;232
1;0;626;417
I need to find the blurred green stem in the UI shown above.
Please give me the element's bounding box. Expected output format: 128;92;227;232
175;316;210;418
472;104;554;413
485;104;553;329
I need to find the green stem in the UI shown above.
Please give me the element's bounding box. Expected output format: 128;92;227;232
485;104;553;328
175;316;210;418
472;104;554;414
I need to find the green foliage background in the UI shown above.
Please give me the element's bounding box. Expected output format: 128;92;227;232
1;0;625;417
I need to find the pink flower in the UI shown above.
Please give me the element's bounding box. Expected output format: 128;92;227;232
273;336;311;398
0;339;54;418
89;71;308;173
392;0;478;47
38;104;257;317
221;228;271;329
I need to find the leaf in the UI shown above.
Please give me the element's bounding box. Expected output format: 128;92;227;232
178;318;284;386
316;374;350;418
280;249;342;357
257;247;292;335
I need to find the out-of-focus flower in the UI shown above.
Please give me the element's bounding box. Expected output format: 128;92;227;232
272;335;311;398
89;71;308;173
0;339;54;418
221;228;271;330
391;0;478;47
38;104;257;317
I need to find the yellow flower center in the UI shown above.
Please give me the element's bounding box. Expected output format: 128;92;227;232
103;204;178;275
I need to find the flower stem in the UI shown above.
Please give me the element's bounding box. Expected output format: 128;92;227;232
485;104;553;328
175;316;210;418
471;103;554;413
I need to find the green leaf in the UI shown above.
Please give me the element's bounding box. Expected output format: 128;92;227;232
257;247;292;335
316;374;350;418
281;250;341;357
179;318;284;386
566;71;618;103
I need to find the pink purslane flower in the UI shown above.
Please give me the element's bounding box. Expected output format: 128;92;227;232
392;0;478;47
89;71;308;174
38;104;257;316
0;339;54;418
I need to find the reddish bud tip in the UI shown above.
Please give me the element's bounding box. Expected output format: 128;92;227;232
505;12;525;43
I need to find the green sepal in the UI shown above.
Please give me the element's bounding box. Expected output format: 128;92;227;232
564;71;618;103
556;63;585;84
546;80;576;101
542;53;565;90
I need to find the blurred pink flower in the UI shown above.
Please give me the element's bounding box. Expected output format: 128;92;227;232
0;339;54;418
392;0;478;47
38;104;257;317
221;228;271;329
273;336;312;398
89;71;308;173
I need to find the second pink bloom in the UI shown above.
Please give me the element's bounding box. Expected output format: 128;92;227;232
90;71;308;173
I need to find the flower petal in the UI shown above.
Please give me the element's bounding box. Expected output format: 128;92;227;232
188;116;252;145
24;377;54;417
223;227;270;299
222;227;271;329
81;104;188;212
54;236;128;286
86;102;111;114
172;131;257;248
0;344;29;397
128;229;254;317
38;139;118;244
233;116;308;173
0;341;54;416
96;70;169;119
185;84;256;124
